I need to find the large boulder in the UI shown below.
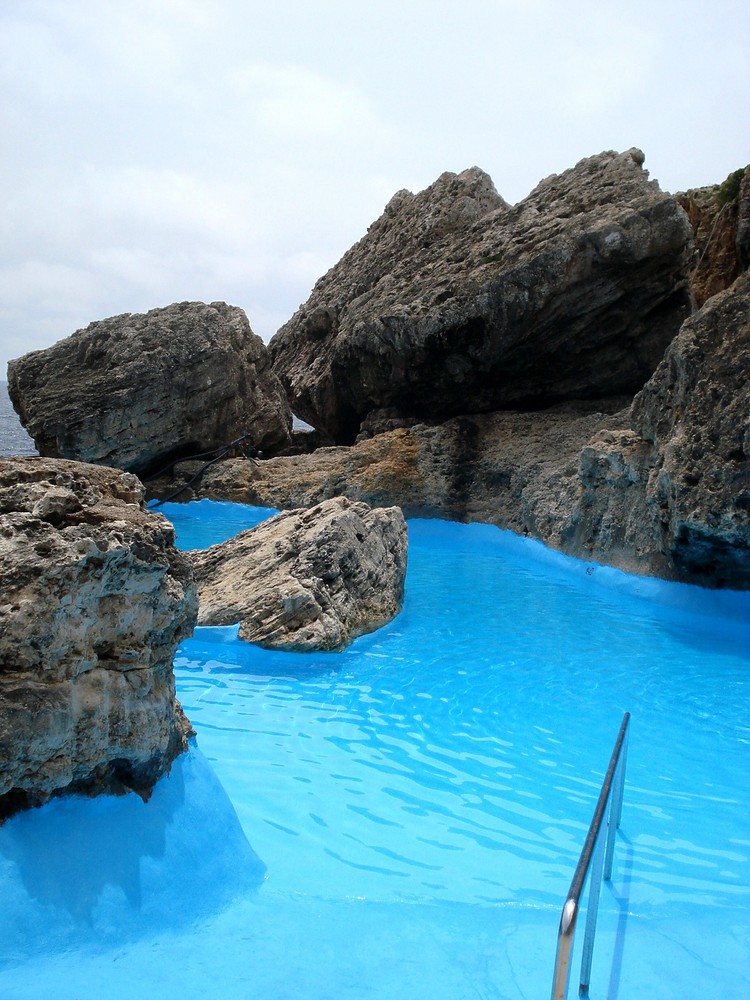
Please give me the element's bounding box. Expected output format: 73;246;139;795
0;457;198;821
269;149;694;443
7;301;293;476
189;497;407;651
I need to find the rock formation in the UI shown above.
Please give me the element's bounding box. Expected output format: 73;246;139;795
677;165;750;307
189;497;407;651
269;150;694;443
631;269;749;584
0;457;197;821
148;402;629;555
7;301;293;476
155;401;620;519
150;266;750;588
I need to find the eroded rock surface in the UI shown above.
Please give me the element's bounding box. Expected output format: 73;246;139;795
677;165;750;307
569;271;750;586
632;270;750;585
148;401;630;554
151;261;750;593
189;497;407;651
0;457;197;821
8;301;293;476
270;150;693;443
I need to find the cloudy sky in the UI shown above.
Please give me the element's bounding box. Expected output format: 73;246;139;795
1;0;748;374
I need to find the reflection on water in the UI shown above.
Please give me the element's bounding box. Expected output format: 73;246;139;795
0;745;265;959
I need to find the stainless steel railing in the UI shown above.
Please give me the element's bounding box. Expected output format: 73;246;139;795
551;712;630;1000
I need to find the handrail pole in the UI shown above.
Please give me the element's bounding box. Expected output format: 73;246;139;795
550;713;630;1000
604;726;629;880
579;821;607;994
551;899;578;1000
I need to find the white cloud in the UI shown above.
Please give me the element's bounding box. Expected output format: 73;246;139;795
229;62;390;142
1;0;749;373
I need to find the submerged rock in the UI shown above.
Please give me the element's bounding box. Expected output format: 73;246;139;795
7;301;293;476
189;496;407;651
0;457;197;821
269;149;693;443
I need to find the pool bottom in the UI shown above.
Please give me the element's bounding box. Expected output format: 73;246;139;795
1;884;747;1000
0;746;746;1000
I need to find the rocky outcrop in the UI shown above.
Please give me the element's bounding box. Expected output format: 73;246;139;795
269;150;693;443
147;400;630;553
631;270;750;584
7;301;293;476
189;497;407;651
569;271;750;587
150;266;750;589
677;165;750;307
0;457;197;821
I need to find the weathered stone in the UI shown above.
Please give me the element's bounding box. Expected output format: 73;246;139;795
7;301;293;476
0;457;197;821
269;150;693;443
189;497;407;651
148;400;629;552
629;270;750;586
562;427;662;577
677;165;750;307
149;283;750;591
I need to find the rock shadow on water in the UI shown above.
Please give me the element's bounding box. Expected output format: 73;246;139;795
178;621;402;680
0;742;265;962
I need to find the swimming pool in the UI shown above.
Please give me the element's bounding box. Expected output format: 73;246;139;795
1;501;748;999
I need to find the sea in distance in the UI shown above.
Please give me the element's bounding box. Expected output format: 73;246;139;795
0;381;311;456
0;381;37;458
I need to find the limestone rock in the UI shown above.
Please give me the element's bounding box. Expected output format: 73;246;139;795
149;315;750;589
189;497;407;651
149;400;629;553
0;457;197;821
677;165;750;307
629;270;750;587
563;428;661;577
7;301;293;476
269;150;693;443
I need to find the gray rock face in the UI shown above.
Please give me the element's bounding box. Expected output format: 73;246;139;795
568;271;750;587
677;164;750;307
269;150;694;443
0;457;197;821
631;269;750;585
8;301;293;476
147;401;630;558
150;261;750;592
189;497;407;651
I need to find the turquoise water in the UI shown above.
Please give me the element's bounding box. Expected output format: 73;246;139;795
1;500;749;999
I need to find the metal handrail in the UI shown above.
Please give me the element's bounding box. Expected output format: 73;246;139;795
551;712;630;1000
